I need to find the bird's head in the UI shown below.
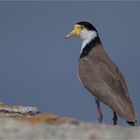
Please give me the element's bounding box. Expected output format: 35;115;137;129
65;21;98;41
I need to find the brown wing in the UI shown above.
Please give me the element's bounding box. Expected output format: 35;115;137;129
78;55;136;122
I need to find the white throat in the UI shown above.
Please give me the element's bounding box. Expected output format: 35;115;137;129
80;29;97;53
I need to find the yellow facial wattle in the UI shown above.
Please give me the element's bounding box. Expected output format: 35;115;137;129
65;24;83;38
73;24;81;36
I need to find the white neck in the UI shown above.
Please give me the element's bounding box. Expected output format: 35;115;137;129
80;30;97;53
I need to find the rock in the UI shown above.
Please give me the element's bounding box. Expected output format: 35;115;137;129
0;117;139;140
0;103;139;140
0;102;40;116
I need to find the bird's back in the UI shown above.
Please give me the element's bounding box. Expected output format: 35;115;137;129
78;44;136;122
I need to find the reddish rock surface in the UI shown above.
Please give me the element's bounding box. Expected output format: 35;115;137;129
13;113;83;124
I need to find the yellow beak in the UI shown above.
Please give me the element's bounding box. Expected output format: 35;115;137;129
65;24;81;38
65;30;77;38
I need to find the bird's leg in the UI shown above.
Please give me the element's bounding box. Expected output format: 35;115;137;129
95;99;103;123
112;111;118;125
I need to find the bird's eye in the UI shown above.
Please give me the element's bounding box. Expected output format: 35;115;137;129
81;26;84;29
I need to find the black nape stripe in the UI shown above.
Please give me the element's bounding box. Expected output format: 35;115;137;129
80;36;102;59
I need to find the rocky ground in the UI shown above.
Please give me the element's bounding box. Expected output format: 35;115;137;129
0;103;139;140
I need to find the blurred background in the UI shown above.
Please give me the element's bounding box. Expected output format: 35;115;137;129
0;1;140;125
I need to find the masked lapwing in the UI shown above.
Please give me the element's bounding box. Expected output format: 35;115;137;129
65;21;136;126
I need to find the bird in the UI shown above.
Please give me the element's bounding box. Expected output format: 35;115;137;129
65;21;137;126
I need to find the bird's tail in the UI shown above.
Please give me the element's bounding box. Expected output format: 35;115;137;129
127;120;137;126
